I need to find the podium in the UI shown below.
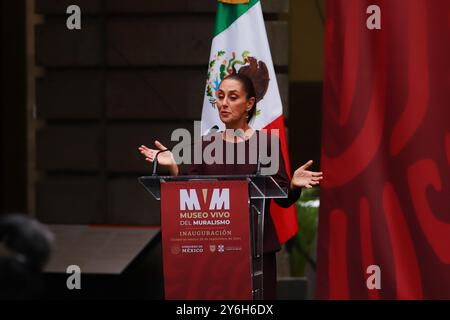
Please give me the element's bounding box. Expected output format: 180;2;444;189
139;174;287;300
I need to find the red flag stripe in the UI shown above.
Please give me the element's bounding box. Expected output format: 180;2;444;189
264;115;299;244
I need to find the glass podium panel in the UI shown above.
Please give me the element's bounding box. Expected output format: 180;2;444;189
138;174;287;200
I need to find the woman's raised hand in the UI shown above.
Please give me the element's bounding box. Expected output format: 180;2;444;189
291;160;323;189
138;140;178;174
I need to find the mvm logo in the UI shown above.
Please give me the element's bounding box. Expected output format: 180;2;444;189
179;188;230;211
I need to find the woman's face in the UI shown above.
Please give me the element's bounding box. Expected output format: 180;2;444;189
216;79;255;127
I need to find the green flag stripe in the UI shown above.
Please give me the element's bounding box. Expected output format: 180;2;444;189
213;0;259;37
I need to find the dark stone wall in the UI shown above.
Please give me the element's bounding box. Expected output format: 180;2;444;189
33;0;290;225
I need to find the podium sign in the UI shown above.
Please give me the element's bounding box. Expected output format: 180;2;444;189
160;180;252;300
139;174;288;300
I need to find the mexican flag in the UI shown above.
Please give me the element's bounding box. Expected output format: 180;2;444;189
201;0;298;243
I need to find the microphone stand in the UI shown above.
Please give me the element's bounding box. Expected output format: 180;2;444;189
255;130;261;175
151;149;170;176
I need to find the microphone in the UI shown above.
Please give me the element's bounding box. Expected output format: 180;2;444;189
206;125;220;135
255;131;261;175
256;155;261;175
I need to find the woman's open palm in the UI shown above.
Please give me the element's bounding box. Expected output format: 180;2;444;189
138;140;176;168
291;160;323;189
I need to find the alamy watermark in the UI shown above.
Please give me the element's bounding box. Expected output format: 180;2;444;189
168;121;280;175
366;264;381;290
66;265;81;290
66;5;81;30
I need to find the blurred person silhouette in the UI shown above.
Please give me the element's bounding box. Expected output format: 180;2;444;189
0;213;53;299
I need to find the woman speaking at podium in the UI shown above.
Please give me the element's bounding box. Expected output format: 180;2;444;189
138;74;323;299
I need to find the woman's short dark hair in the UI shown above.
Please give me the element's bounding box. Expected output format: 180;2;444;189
222;73;257;123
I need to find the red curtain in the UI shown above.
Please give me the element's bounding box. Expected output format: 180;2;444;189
317;0;450;299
